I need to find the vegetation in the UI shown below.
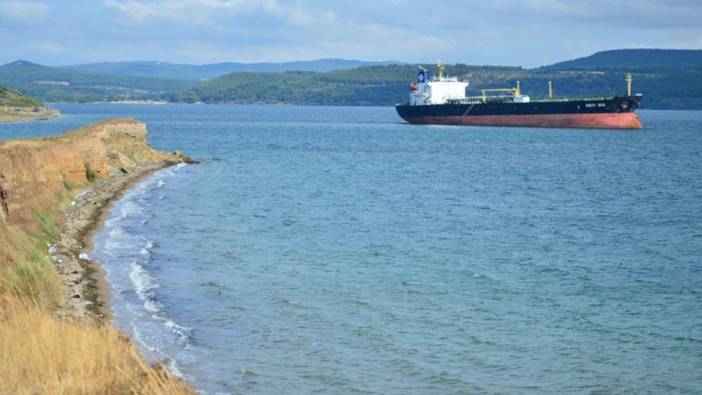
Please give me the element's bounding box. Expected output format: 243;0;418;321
540;48;702;70
168;65;523;105
64;59;399;80
171;62;702;109
0;200;193;394
85;164;98;183
1;237;61;309
0;297;193;395
0;83;43;107
0;61;194;102
2;49;701;109
0;127;194;394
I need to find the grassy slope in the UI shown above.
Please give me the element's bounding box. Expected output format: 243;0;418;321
0;122;193;394
0;83;43;107
0;195;191;394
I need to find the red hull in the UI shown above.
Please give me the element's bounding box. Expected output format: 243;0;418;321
403;113;642;129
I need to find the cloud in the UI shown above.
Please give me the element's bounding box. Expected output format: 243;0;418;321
0;1;50;25
1;0;700;67
104;0;287;24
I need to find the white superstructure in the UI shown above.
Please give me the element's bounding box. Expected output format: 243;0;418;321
409;64;468;106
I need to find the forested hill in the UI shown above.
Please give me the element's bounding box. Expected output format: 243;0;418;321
0;60;194;102
63;59;400;81
1;49;701;109
542;49;702;70
170;61;702;109
169;65;521;106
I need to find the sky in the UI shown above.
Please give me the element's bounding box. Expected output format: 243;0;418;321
1;0;701;68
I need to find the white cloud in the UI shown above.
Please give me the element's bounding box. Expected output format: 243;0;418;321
2;0;701;66
104;0;287;23
0;1;50;25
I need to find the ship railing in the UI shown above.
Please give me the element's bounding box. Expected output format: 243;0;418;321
445;94;619;105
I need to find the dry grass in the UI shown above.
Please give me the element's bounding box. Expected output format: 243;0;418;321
0;296;193;395
0;121;196;394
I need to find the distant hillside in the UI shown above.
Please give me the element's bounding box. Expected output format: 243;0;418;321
169;61;702;109
3;49;701;109
169;65;523;105
0;60;194;102
0;83;43;107
542;49;702;70
63;59;400;81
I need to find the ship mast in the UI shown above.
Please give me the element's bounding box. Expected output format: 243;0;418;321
626;73;633;96
437;61;445;79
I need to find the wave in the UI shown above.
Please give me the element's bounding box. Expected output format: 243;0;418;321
129;261;162;313
92;165;193;381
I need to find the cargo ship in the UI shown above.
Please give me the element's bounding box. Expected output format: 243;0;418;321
396;63;642;129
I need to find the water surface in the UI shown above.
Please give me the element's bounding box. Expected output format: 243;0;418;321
3;104;701;393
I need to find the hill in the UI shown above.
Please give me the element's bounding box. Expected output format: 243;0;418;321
62;59;400;81
170;60;702;109
0;61;194;102
169;64;522;105
0;83;59;122
0;83;42;107
542;49;702;70
2;49;701;109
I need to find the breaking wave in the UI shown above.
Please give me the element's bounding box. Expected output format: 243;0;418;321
91;164;192;379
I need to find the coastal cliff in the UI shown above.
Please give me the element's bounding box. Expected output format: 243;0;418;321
0;119;194;394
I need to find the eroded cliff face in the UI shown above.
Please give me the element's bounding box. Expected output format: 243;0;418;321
0;118;189;282
0;118;185;228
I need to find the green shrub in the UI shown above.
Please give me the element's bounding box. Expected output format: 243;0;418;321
85;164;97;182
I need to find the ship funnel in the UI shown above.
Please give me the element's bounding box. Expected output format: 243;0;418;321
417;67;428;83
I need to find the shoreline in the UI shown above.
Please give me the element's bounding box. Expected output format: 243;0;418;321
0;106;60;124
51;160;183;323
0;118;196;394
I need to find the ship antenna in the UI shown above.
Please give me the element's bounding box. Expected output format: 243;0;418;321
626;73;633;96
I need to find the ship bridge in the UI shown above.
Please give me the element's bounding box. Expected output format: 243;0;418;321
409;63;468;106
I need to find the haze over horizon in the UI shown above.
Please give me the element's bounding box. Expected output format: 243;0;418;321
1;0;701;68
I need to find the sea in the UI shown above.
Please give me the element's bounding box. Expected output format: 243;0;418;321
2;104;701;394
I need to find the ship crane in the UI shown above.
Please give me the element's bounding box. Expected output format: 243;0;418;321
480;81;522;102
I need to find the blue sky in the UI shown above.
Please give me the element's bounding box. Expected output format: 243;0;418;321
1;0;701;67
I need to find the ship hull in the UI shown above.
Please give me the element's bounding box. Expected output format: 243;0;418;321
396;96;642;129
400;113;641;129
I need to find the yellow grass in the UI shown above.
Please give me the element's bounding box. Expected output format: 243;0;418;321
0;296;193;395
0;120;195;394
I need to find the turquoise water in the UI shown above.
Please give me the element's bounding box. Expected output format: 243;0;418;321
3;104;702;393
